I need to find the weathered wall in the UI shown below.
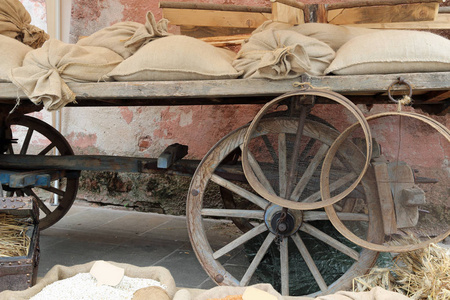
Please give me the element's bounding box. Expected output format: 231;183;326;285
19;0;449;213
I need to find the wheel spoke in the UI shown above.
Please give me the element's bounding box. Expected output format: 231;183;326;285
278;133;287;198
240;232;276;286
303;211;369;222
213;223;268;260
20;128;34;155
262;135;278;164
280;237;289;296
24;188;52;216
41;185;65;196
290;144;329;201
38;143;56;156
211;174;269;209
291;233;328;292
241;145;276;196
201;208;264;219
300;223;360;261
301;172;356;203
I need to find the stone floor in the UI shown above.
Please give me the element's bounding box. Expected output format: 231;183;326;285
38;202;232;290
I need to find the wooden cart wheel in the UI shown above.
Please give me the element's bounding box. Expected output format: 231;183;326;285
324;111;450;253
187;117;384;296
3;115;79;230
241;89;372;211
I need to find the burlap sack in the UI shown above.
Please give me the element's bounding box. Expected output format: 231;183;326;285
252;20;294;35
232;29;335;79
0;35;32;82
76;21;143;59
10;39;123;111
124;11;172;54
325;30;450;75
107;35;241;81
291;23;376;51
77;12;171;59
0;261;177;300
173;285;409;300
0;0;49;48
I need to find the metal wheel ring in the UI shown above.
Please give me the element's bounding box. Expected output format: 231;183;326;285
242;89;373;210
323;111;450;252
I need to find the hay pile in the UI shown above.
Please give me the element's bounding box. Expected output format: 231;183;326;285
0;213;31;257
353;241;450;299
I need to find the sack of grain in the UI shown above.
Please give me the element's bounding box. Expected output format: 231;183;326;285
0;0;49;48
292;23;376;51
107;35;241;81
325;30;450;75
0;35;32;82
232;29;335;79
252;20;294;35
76;22;143;59
0;261;177;300
77;12;171;59
10;39;123;111
124;11;171;54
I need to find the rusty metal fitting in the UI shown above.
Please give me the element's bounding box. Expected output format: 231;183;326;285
387;77;413;104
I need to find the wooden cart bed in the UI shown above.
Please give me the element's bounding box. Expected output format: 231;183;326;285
0;72;449;108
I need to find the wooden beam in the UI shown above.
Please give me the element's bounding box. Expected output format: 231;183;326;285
271;2;304;24
327;2;439;25
373;161;398;235
423;90;450;103
159;1;271;13
343;12;450;29
269;0;306;10
327;0;441;10
162;8;271;28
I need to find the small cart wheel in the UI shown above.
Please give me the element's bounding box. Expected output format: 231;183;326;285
187;117;383;296
4;115;79;230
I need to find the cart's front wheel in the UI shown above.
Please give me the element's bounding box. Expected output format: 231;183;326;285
187;118;383;296
4;115;79;230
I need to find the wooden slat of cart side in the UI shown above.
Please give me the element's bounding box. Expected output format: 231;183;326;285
0;72;449;106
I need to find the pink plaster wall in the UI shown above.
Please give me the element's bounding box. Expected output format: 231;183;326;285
20;0;450;173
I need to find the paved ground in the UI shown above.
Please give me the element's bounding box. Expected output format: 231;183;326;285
38;202;224;290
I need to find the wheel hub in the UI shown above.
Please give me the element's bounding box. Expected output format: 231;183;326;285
264;204;303;237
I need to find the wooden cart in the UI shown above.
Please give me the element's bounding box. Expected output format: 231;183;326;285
0;70;449;295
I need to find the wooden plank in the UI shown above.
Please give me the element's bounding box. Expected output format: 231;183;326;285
327;0;441;10
271;2;304;24
159;1;271;13
0;72;449;103
269;0;306;10
180;26;253;38
327;2;439;25
162;8;271;28
373;161;398;235
345;13;450;29
423;90;450;103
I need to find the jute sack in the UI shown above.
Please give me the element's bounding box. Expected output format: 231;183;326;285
108;35;241;81
77;12;171;59
291;23;376;51
0;261;177;300
0;35;32;82
232;29;335;79
10;39;123;111
124;11;171;54
173;285;409;300
0;0;49;48
252;20;295;35
76;22;143;59
325;30;450;75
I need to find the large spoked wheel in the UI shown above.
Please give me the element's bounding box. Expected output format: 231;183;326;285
187;118;384;296
4;115;79;230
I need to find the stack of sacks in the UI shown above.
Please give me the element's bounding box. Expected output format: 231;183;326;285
77;11;171;59
0;35;32;82
0;0;49;48
10;40;123;111
8;11;173;111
